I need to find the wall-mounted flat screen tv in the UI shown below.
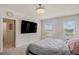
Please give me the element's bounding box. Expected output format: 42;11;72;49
21;20;37;33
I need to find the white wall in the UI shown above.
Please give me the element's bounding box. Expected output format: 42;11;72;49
16;19;41;47
0;19;1;50
0;8;41;50
0;17;3;51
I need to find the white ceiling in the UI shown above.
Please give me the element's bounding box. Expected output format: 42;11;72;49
0;4;79;20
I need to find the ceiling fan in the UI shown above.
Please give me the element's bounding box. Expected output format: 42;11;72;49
36;4;45;14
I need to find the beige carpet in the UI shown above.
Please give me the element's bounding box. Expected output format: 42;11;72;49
0;45;28;55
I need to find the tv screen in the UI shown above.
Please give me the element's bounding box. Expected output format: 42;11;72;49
21;20;37;33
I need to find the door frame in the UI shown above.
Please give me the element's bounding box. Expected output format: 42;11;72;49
3;18;16;48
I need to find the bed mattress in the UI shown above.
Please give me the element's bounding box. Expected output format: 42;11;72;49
27;38;70;55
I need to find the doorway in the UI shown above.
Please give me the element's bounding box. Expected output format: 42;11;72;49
3;18;16;48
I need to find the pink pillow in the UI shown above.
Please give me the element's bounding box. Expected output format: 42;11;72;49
68;38;79;54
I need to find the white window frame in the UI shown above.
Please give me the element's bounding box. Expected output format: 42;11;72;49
63;19;76;39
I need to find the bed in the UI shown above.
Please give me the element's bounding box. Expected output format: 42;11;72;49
26;38;71;55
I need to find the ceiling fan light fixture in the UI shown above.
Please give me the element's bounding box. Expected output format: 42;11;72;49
36;8;45;14
36;4;45;14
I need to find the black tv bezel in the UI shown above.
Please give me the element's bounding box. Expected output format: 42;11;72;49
21;20;37;33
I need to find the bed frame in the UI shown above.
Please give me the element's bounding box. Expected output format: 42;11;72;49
26;49;38;55
28;50;38;55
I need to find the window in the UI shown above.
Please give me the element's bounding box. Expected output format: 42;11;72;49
64;20;75;38
45;20;53;31
44;20;53;37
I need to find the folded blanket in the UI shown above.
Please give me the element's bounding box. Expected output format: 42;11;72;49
68;37;79;54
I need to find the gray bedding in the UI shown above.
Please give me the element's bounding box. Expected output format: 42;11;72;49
27;38;70;55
